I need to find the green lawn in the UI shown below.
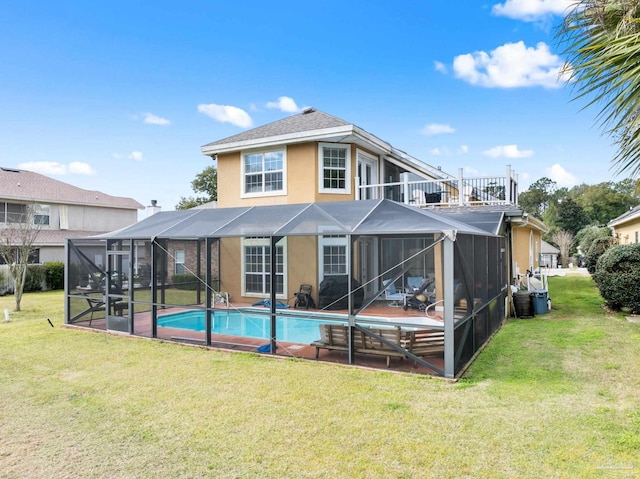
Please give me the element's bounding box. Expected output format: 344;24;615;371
1;276;639;478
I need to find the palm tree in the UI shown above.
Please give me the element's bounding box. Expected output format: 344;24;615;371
558;1;640;177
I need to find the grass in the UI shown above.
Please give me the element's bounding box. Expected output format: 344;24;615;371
1;276;639;478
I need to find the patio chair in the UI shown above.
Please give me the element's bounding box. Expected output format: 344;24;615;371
406;276;424;293
383;279;406;307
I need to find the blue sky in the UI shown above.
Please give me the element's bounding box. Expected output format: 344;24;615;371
0;0;620;214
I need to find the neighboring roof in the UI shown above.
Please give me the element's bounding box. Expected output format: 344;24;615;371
96;199;494;241
34;230;108;246
437;204;549;234
201;108;454;181
541;240;560;255
608;204;640;228
0;167;143;209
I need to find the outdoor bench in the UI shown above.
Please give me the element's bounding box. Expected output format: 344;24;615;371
311;324;444;367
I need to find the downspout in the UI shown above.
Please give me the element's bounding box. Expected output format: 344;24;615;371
443;230;456;379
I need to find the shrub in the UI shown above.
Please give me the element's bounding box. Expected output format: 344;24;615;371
585;237;616;274
44;261;65;290
171;273;199;290
592;243;640;313
24;265;46;292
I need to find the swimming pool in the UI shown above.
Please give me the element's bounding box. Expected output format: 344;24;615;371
157;309;345;344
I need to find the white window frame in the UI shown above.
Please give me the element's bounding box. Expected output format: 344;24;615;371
174;249;185;275
33;204;50;226
241;237;287;299
318;143;351;194
240;147;287;198
318;235;349;283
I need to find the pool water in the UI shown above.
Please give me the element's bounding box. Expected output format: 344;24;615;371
157;310;343;344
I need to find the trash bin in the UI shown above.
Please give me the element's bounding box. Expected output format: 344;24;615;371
531;290;548;314
513;290;534;318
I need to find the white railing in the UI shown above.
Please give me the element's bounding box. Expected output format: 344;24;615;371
356;165;518;208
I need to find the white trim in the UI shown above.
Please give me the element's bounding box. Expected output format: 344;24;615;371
240;146;287;199
318;143;351;195
240;237;288;299
202;125;355;156
318;235;349;285
356;148;379;200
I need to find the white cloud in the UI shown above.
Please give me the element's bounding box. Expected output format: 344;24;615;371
68;162;96;175
129;151;143;161
17;161;96;175
197;103;253;128
546;163;579;187
421;123;455;136
112;151;144;162
483;144;534;158
453;41;564;89
428;147;451;156
492;0;573;22
143;113;171;125
266;96;300;113
434;61;447;73
458;145;469;154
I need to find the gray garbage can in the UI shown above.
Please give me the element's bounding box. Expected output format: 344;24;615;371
531;290;548;314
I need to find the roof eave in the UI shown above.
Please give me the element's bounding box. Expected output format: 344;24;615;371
201;125;356;156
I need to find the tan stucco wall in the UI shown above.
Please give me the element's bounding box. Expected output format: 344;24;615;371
512;226;541;276
612;220;640;244
219;236;320;303
216;142;381;207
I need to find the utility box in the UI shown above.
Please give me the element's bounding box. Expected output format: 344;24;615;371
531;290;548;314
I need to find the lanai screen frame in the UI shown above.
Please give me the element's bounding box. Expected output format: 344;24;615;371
64;199;505;378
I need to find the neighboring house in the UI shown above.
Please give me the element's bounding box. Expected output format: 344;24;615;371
0;167;143;264
540;240;560;268
608;204;640;245
200;108;546;301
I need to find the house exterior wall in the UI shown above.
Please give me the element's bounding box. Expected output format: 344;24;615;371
512;226;541;277
216;141;382;208
219;236;319;303
63;204;138;231
612;220;640;244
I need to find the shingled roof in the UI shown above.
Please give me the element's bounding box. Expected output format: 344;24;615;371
202;109;350;148
0;167;143;209
201;108;454;180
608;204;640;227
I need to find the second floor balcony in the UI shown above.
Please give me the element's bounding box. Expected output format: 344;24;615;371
356;166;519;208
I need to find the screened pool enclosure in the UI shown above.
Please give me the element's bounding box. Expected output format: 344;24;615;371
65;199;507;378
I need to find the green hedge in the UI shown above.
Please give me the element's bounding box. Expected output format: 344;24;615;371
593;243;640;313
171;273;200;290
44;261;65;290
24;265;46;292
585;237;615;274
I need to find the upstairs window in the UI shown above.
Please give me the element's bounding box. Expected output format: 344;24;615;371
242;149;286;197
0;202;27;223
34;204;50;225
319;143;351;194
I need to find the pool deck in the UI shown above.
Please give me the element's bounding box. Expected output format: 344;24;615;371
69;299;446;376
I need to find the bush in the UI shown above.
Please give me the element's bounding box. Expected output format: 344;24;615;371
585;237;616;274
171;273;199;290
592;243;640;313
24;265;46;292
44;261;65;290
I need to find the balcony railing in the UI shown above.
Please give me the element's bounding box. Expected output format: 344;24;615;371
356;166;518;208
